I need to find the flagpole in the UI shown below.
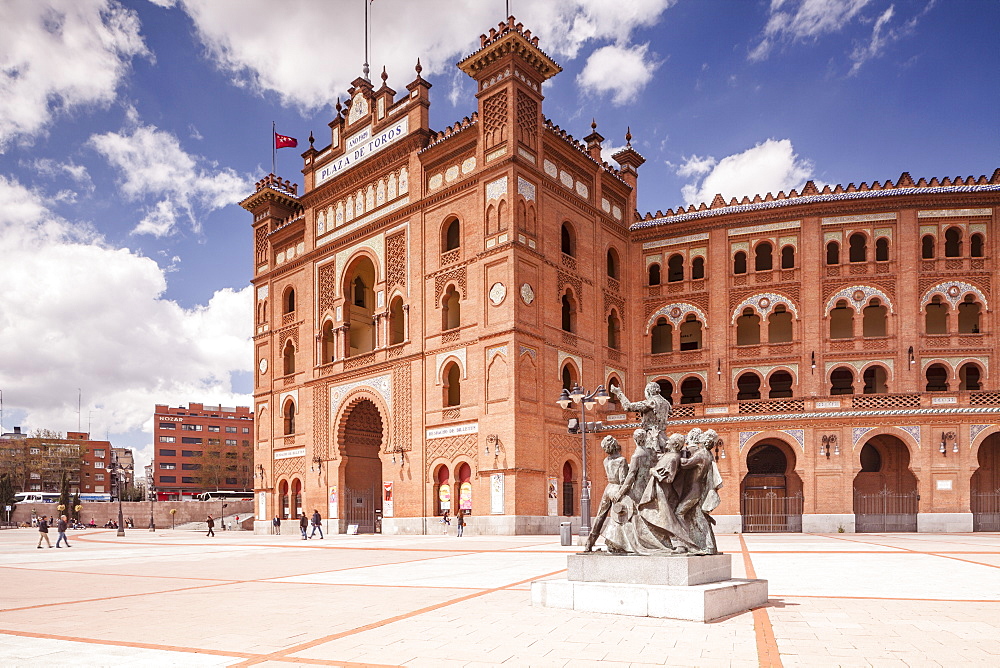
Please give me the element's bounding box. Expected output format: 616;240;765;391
364;0;370;81
272;121;276;175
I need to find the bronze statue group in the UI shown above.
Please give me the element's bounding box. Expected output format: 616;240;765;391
585;382;723;556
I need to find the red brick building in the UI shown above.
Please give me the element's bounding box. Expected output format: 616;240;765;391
0;428;112;497
152;403;253;500
243;17;1000;534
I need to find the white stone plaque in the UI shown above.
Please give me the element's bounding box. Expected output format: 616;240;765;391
489;282;506;305
520;283;535;305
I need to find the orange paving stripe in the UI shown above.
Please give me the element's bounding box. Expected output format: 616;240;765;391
821;533;1000;569
777;594;1000;603
1;580;238;613
740;534;782;668
231;568;568;667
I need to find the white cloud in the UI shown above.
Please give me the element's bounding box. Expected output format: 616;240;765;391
0;0;148;151
577;43;660;105
89;123;251;236
750;0;872;61
168;0;675;111
848;1;935;75
0;174;252;462
677;139;814;205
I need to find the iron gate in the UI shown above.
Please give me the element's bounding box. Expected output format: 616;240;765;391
345;486;377;534
741;491;803;532
854;489;918;532
972;491;1000;532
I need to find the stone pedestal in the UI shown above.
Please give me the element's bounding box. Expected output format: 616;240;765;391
531;553;768;622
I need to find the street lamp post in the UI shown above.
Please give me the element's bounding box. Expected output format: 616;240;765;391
556;383;610;540
109;456;125;537
148;483;156;532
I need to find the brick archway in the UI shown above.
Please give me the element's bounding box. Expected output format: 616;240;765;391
336;397;384;533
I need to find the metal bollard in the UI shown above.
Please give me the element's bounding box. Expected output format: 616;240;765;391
559;521;572;546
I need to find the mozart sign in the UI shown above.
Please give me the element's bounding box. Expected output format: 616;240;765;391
316;117;408;185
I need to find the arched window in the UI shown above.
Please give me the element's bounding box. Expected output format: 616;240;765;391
667;254;684;283
944;227;962;257
282;340;296;375
607;311;621;349
561;363;577;392
736;307;761;346
691;256;705;280
680;377;703;404
353;276;367;307
780;245;795;269
679;314;702;350
656;379;674;403
830;367;854;395
648;263;661;286
443;217;460;251
562;461;575;516
862;298;887;337
561;291;577;333
651;317;673;354
444;362;461;406
925;363;949;392
863;366;888;394
768;304;793;343
921;235;935;259
733;251;747;275
561;223;575;256
925;295;948;334
768;370;793;398
826;241;840;265
754;242;773;271
282;399;295;435
435;465;450;516
321;321;335;363
278;480;290;519
959;363;981;391
283;288;295;314
442;285;461;331
345;256;376;356
875;238;889;262
848;233;867;262
971;233;985;258
958;295;981;333
388;296;405;345
607;376;623;408
606;248;620;279
830;299;854;339
737;372;761;400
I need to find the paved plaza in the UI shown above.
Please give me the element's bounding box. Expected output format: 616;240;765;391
0;527;998;667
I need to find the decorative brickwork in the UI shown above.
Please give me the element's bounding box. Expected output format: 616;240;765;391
435;266;467;304
313;383;330;459
391;363;412;453
516;90;538;149
483;90;508;149
317;261;337;318
427;433;478;464
255;226;268;266
386;231;407;290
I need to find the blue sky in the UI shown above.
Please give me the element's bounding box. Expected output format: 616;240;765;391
0;0;996;472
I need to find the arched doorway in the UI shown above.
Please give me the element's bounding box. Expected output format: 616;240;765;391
740;441;803;532
853;435;919;532
971;433;1000;531
342;399;384;533
562;461;575;517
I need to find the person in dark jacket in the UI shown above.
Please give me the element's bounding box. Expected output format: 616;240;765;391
309;509;324;539
206;515;215;537
55;515;71;548
299;512;308;539
456;511;466;537
272;515;281;535
37;515;52;549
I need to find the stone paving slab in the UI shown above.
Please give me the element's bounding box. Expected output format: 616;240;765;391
0;528;998;666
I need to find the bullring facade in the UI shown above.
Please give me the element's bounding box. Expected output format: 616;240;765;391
242;17;1000;535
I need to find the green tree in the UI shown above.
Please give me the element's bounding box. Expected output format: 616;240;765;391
0;473;15;508
70;492;81;520
58;471;71;511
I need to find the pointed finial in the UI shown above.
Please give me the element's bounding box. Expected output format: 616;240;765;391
363;61;370;82
308;131;314;148
591;118;597;131
415;58;423;75
381;66;388;84
335;98;342;113
625;127;632;147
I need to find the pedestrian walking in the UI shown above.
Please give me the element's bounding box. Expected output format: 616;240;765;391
440;510;451;534
206;515;215;537
55;515;72;548
37;515;52;549
299;512;308;539
309;509;324;539
272;515;281;535
456;511;466;537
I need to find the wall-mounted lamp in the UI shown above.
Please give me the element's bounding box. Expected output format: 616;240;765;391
908;346;915;366
717;359;722;379
940;431;957;456
256;463;265;483
391;449;407;464
820;434;839;458
715;439;726;462
811;351;816;373
485;433;502;456
310;454;322;472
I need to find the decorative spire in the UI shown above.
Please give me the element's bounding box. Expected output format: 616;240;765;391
308;131;314;149
415;58;423;76
591;118;597;131
625;127;632;147
381;66;388;84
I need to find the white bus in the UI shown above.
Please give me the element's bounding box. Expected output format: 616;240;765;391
14;492;59;504
196;491;253;502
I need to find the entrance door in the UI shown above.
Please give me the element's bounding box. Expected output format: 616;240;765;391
853;436;918;532
741;442;803;532
972;434;1000;531
342;399;383;533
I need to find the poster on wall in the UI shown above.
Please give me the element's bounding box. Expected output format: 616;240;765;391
438;483;451;511
459;482;472;511
383;481;394;518
258;491;266;520
546;476;558;516
328;486;338;519
490;473;504;514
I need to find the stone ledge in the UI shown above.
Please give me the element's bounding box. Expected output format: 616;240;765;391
568;552;731;586
531;577;768;622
